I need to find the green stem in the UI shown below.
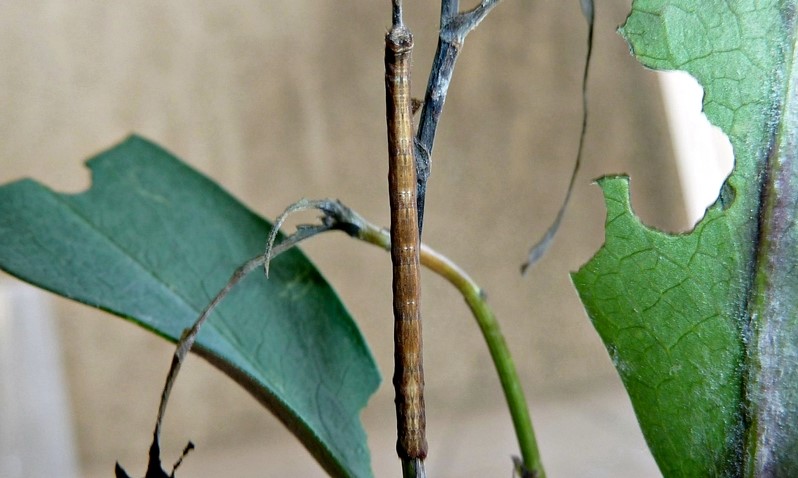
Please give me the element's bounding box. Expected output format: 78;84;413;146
263;198;545;476
359;224;545;478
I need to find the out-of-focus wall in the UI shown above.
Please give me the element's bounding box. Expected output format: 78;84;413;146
0;0;684;475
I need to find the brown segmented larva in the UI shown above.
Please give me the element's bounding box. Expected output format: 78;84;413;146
385;24;427;461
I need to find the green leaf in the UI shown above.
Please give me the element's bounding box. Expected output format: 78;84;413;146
0;136;380;478
573;1;798;476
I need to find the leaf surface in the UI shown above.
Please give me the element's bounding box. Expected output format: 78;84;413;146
572;1;798;476
0;136;380;478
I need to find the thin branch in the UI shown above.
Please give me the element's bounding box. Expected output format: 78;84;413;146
415;0;504;233
263;198;336;277
153;254;263;442
521;1;595;273
403;458;428;478
442;0;503;42
393;0;404;28
440;0;459;24
152;216;331;449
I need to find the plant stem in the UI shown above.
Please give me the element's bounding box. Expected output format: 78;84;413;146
415;0;503;232
521;1;594;274
151;221;331;458
358;216;545;477
402;458;427;478
425;246;544;478
260;198;545;476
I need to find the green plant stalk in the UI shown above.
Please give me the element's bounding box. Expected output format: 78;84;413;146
262;198;544;475
358;224;545;478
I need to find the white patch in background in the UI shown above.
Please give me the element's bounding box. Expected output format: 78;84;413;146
0;281;78;478
658;70;735;227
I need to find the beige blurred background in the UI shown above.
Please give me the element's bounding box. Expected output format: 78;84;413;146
0;1;690;476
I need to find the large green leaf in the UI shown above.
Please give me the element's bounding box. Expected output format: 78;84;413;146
0;136;380;478
573;1;797;476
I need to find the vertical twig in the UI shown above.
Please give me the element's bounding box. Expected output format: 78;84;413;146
386;1;428;475
415;0;503;233
440;0;459;22
392;0;404;27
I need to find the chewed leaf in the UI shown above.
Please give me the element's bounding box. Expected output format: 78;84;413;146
574;1;798;476
573;176;745;476
0;136;380;478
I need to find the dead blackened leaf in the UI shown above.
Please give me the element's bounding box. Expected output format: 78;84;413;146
115;435;193;478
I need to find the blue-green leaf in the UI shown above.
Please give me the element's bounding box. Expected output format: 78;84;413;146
0;135;380;478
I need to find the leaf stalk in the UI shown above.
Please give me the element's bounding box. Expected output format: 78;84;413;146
359;208;545;478
293;200;546;477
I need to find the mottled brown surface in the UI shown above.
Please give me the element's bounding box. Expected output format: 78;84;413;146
0;1;682;475
385;26;427;461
